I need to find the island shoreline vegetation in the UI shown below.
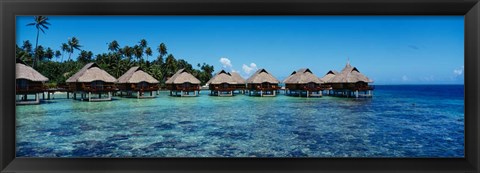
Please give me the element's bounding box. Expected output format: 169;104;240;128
16;16;215;89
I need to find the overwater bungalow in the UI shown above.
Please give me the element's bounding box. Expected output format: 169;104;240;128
117;66;159;99
16;60;49;105
325;62;374;98
246;69;280;97
206;70;238;96
320;70;338;94
283;68;324;97
66;62;117;101
165;69;201;97
231;72;247;93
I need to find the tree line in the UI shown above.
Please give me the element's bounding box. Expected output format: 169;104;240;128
16;16;215;88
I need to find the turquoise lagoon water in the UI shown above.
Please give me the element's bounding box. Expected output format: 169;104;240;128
16;85;464;157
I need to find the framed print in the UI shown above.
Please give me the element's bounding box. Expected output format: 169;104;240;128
1;0;479;172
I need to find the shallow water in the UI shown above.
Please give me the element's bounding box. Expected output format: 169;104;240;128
16;85;464;157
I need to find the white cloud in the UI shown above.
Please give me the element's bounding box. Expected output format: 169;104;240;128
402;75;408;81
219;57;232;68
453;66;464;76
423;75;435;81
242;63;258;75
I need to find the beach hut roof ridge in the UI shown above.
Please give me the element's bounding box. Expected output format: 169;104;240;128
165;68;201;84
66;62;116;83
284;68;322;84
321;70;340;83
329;62;373;83
117;66;159;84
206;69;237;85
246;68;279;84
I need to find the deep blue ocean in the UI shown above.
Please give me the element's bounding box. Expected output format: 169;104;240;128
16;85;464;157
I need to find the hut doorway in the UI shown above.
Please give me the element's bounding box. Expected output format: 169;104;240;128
91;80;105;91
137;81;148;89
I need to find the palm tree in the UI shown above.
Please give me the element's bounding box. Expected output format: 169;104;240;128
55;50;62;61
61;43;70;62
78;50;93;63
145;47;152;62
107;40;121;77
27;16;50;67
22;40;33;54
45;47;54;61
108;40;120;52
121;46;133;62
35;46;45;62
133;45;144;63
139;39;147;49
67;37;82;61
164;54;177;79
157;43;167;60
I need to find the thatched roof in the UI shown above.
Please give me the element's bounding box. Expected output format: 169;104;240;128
230;72;246;84
320;70;339;83
329;62;373;83
16;62;49;82
66;63;116;83
117;66;159;84
206;70;237;85
283;68;323;84
246;69;279;84
165;69;201;84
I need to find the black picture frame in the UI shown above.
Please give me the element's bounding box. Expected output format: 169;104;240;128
1;0;479;172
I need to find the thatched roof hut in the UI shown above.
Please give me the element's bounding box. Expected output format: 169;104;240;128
283;68;323;84
230;72;246;84
165;69;201;84
66;63;116;83
206;70;236;85
16;62;49;82
246;69;279;84
320;70;339;83
329;62;372;83
117;66;159;84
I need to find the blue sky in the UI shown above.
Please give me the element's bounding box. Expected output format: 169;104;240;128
16;16;464;84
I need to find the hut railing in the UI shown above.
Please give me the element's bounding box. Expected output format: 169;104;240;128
320;85;332;90
211;86;236;91
132;84;159;91
356;85;374;91
175;85;200;91
332;85;374;91
302;86;324;91
81;83;117;92
253;85;278;91
234;84;246;89
16;84;45;93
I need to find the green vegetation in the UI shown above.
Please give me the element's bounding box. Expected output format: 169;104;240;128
17;16;215;88
27;16;50;68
